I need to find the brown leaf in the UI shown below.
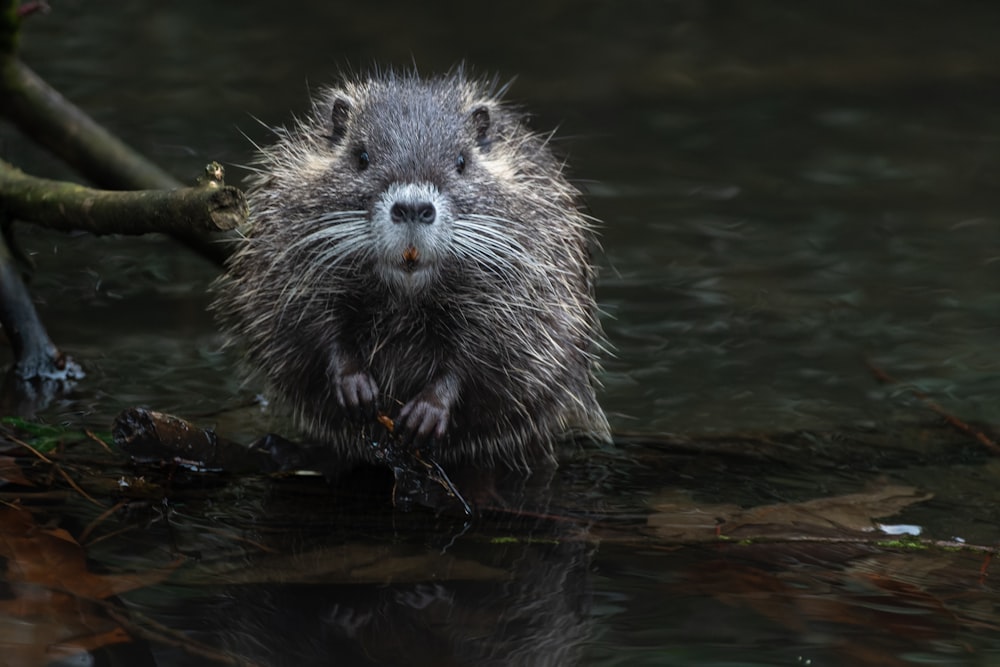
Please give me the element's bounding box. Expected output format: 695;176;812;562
725;484;933;537
645;493;740;541
0;507;178;663
0;455;33;486
647;483;933;541
677;546;997;667
0;508;171;599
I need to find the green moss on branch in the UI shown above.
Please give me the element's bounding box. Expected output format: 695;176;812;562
0;58;231;263
0;159;247;235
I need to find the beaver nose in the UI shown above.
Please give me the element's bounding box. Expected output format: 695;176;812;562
390;201;436;225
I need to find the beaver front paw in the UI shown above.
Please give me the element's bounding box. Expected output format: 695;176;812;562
397;388;452;448
334;369;379;421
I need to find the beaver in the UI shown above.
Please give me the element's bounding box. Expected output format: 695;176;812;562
212;69;609;468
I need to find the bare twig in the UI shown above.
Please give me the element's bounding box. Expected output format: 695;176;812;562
866;359;1000;456
84;429;114;454
52;463;102;507
3;428;53;463
79;499;127;545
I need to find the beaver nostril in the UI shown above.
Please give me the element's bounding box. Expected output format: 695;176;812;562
417;203;436;224
390;201;437;225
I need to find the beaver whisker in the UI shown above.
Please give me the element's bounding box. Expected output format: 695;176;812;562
454;214;578;281
289;225;372;263
451;219;533;279
263;222;376;328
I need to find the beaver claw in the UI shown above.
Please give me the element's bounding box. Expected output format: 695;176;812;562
334;370;379;420
397;390;451;447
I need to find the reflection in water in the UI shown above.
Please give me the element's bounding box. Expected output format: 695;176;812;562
126;470;596;667
197;542;591;666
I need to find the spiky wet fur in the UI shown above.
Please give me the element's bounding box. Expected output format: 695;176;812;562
213;69;609;468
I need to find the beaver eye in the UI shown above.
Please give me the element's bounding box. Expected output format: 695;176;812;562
455;153;466;174
357;149;370;170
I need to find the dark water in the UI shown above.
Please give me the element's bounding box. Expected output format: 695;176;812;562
3;2;1000;666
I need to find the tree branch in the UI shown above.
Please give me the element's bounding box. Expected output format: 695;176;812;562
0;57;230;264
0;1;237;406
0;226;81;382
0;159;248;235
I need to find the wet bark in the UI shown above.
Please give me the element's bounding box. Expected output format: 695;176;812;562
0;2;240;395
0;159;247;236
0;229;82;383
0;57;230;264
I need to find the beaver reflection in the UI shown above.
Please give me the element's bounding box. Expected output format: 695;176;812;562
202;540;592;666
178;471;595;667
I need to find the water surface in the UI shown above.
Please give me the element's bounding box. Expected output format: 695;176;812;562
2;2;999;665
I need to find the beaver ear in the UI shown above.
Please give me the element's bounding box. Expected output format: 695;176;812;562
328;96;353;143
469;105;492;150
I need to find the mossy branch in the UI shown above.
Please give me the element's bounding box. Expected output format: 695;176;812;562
0;57;230;263
0;159;248;236
0;2;236;397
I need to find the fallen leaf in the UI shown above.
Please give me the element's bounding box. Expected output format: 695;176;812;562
725;484;933;537
647;484;933;541
0;456;33;486
0;506;178;665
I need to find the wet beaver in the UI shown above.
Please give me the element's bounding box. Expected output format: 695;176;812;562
213;69;609;468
